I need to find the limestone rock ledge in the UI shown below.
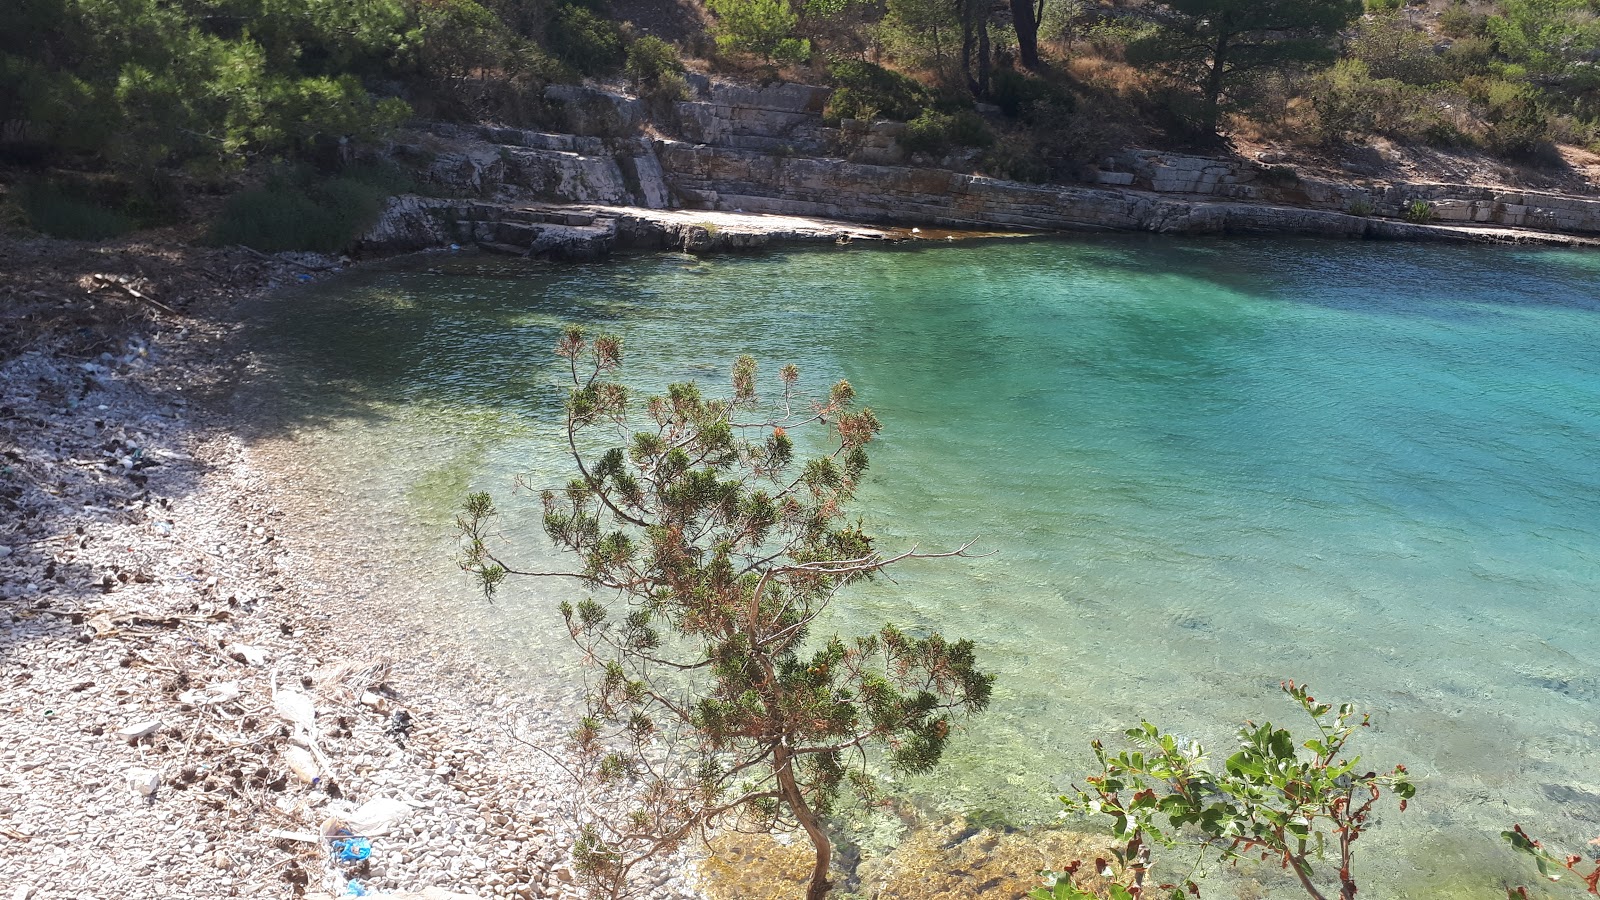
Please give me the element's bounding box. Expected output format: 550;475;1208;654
358;197;896;259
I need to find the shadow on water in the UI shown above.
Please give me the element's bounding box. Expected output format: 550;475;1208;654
231;235;1600;449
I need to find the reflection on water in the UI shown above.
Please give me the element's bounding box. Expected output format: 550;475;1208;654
245;237;1600;898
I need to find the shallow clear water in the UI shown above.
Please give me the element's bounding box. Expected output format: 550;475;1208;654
252;236;1600;897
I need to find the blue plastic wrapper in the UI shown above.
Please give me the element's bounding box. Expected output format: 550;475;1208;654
334;837;372;862
343;878;368;897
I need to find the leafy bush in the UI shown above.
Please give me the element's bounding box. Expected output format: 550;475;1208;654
1347;196;1375;216
989;70;1043;119
1440;35;1495;80
1306;59;1465;147
547;2;626;75
1440;2;1489;39
208;163;411;252
706;0;810;63
1349;13;1444;85
1487;0;1600;78
13;180;134;240
625;36;689;103
983;133;1054;182
417;0;514;78
1034;683;1415;900
1403;198;1435;223
901;109;994;155
2;0;418;175
824;59;929;122
1080;20;1161;60
1479;78;1551;159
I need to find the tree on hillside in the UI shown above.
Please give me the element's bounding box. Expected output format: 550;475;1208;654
458;329;993;900
707;0;811;63
1486;0;1600;80
1128;0;1362;138
959;0;995;97
0;0;413;172
1011;0;1044;70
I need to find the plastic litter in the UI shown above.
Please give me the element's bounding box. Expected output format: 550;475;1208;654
333;836;371;862
341;878;368;897
385;709;413;744
178;681;241;706
345;797;412;836
283;746;320;784
274;688;316;732
117;720;162;742
295;273;313;283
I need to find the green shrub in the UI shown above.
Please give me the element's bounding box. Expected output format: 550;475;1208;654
1036;683;1414;900
1261;164;1299;184
706;0;809;63
1439;2;1488;39
990;70;1076;123
1080;20;1160;59
14;180;134;240
983;133;1053;182
1347;196;1375;216
208;164;410;252
1480;79;1550;159
901;109;994;155
1349;13;1444;85
625;36;689;103
548;3;626;75
417;0;514;78
1364;0;1403;12
1440;35;1494;80
823;59;929;122
1306;58;1463;147
1403;198;1434;223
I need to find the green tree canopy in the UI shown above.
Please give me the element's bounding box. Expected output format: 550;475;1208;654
707;0;811;63
1129;0;1363;137
459;330;993;900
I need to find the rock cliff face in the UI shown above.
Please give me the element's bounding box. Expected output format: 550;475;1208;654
363;78;1600;255
1101;149;1600;232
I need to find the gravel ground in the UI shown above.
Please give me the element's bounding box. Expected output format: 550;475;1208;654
0;235;703;900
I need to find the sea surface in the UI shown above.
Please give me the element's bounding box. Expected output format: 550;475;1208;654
248;236;1600;898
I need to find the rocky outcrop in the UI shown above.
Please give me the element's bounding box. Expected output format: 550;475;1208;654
674;81;836;155
369;76;1600;254
1101;148;1600;233
396;123;668;209
653;142;1591;243
357;197;895;258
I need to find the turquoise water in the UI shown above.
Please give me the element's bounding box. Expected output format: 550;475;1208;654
254;237;1600;897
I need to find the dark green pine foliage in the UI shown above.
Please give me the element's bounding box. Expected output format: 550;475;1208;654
1129;0;1364;137
459;327;993;900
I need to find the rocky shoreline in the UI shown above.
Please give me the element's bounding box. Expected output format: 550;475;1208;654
0;236;706;900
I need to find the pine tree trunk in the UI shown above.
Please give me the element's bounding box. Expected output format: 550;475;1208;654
1202;32;1229;138
1010;0;1041;70
774;743;832;900
977;12;991;96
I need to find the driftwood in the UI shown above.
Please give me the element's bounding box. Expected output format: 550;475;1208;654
89;273;180;316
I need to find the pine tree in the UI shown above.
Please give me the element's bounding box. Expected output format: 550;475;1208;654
1129;0;1362;137
459;327;993;900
